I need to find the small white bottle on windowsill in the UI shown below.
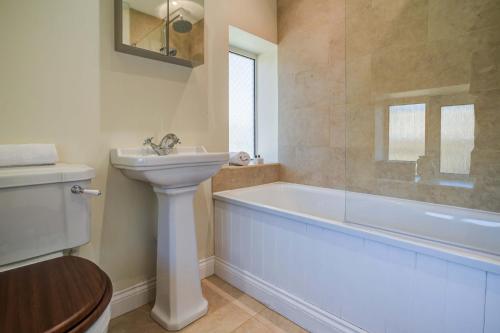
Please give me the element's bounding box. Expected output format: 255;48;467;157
254;155;264;165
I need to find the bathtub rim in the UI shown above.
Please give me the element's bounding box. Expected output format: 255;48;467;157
213;182;500;275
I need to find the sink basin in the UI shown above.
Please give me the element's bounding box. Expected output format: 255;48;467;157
110;146;229;189
110;146;229;330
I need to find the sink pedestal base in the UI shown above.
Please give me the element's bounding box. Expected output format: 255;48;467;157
151;186;208;331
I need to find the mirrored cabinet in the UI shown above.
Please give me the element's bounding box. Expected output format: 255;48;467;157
115;0;204;67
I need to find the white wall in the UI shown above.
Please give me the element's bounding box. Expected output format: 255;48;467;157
0;0;277;292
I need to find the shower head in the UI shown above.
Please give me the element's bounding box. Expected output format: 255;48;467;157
172;15;192;33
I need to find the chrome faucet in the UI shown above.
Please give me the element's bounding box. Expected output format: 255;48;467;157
143;133;181;155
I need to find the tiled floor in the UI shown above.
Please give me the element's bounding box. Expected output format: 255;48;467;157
109;276;308;333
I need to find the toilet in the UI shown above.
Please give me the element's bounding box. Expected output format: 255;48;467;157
0;163;112;333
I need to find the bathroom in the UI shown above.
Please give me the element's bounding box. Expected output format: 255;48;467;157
0;0;499;332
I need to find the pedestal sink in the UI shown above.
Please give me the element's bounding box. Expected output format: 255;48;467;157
110;146;229;330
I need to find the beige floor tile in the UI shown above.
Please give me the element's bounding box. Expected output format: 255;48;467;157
233;294;267;315
108;304;164;333
255;308;308;333
181;302;252;333
206;276;244;299
232;317;274;333
202;279;233;315
109;301;251;333
204;277;266;316
109;277;308;333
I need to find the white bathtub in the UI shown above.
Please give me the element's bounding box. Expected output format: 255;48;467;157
215;182;500;256
213;182;500;333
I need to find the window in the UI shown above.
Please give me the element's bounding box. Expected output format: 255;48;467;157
229;51;256;155
388;104;426;162
440;104;475;174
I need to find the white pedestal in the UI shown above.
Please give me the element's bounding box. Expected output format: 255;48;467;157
151;186;208;331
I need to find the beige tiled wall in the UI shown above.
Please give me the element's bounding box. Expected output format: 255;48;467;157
212;164;280;193
277;0;347;190
278;0;500;212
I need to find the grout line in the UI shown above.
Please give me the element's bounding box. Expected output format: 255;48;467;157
230;317;252;333
253;314;292;333
204;278;261;316
204;278;297;333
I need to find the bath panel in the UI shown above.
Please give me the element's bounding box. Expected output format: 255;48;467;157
214;182;500;333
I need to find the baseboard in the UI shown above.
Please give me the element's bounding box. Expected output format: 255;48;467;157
199;256;215;278
110;278;156;319
214;257;366;333
110;256;215;319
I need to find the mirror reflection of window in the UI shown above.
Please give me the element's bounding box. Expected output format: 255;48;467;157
388;104;426;162
440;104;475;175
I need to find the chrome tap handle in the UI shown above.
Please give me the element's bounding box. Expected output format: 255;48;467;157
71;185;101;197
143;137;154;145
160;133;181;149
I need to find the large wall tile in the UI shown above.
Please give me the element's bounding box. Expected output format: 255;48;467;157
278;0;347;189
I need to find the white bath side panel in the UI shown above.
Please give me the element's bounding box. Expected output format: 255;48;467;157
214;202;489;333
273;217;292;292
281;219;308;300
229;208;241;268
383;244;416;333
356;240;386;333
328;230;365;328
362;240;415;333
239;207;252;273
303;225;329;309
444;261;486;333
484;272;500;333
334;239;415;333
324;227;360;318
250;215;264;278
215;204;224;261
410;254;447;333
317;226;344;317
266;214;288;292
218;202;231;262
261;213;278;286
214;204;222;261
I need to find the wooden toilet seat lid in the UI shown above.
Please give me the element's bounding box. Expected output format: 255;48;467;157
0;256;112;333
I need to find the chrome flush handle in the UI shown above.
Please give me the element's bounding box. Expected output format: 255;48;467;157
71;185;101;197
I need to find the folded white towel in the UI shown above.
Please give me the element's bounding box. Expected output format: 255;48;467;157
229;152;251;166
0;144;59;167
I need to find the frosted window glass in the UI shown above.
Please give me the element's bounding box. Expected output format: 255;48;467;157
440;105;475;174
229;52;255;155
388;104;426;161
